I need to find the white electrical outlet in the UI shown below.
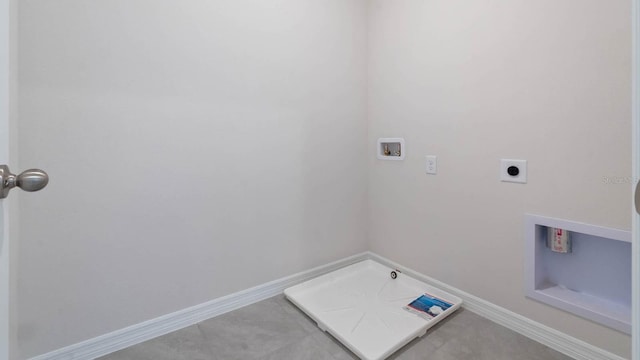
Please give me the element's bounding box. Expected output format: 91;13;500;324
426;155;437;175
500;159;527;183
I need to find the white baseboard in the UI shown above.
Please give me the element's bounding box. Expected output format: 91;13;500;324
367;252;627;360
29;252;369;360
32;251;625;360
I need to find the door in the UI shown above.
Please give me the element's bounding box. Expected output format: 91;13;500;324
634;1;640;359
1;0;10;357
0;1;46;358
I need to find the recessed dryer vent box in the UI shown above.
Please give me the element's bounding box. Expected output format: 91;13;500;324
524;214;631;334
377;138;405;160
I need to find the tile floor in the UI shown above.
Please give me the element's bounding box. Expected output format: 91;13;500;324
99;295;573;360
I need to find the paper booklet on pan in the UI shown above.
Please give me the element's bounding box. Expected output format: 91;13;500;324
404;292;453;320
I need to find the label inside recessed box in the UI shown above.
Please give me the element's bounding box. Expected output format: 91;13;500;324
547;227;571;253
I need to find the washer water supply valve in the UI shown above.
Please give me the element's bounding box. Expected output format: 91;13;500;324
377;138;405;161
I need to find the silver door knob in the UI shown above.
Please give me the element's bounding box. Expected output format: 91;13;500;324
636;180;640;215
0;165;49;199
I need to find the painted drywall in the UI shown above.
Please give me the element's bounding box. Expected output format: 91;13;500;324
368;0;631;358
14;0;633;358
16;0;368;357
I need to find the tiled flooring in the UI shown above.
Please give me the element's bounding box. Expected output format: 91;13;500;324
99;295;573;360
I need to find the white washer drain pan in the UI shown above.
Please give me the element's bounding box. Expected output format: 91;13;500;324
285;260;462;360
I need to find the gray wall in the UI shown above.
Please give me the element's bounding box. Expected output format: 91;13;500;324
367;0;631;357
16;0;368;357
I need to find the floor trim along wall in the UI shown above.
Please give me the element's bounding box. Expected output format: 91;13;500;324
368;253;626;360
31;252;625;360
29;253;370;360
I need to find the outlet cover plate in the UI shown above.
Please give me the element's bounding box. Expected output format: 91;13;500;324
426;155;437;174
500;159;527;183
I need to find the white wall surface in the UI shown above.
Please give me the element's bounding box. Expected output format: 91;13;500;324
16;0;368;357
15;0;633;358
368;0;631;358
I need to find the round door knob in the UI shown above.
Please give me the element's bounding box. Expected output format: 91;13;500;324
635;180;640;215
16;169;49;192
0;165;49;198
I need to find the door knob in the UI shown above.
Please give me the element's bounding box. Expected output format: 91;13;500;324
636;180;640;215
0;165;49;199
